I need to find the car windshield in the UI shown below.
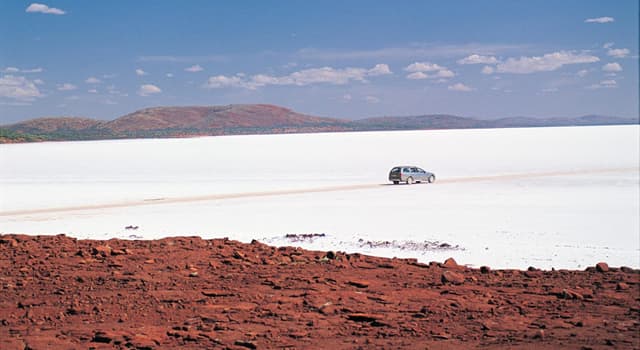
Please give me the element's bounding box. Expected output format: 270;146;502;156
391;167;400;173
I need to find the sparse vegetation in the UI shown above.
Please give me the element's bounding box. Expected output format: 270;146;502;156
2;104;637;143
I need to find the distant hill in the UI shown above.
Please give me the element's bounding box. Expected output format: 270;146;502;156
1;104;637;143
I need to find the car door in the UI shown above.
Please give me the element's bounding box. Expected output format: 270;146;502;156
416;167;427;181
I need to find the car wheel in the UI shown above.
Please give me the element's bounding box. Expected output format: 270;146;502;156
406;177;414;185
393;181;399;184
428;175;435;183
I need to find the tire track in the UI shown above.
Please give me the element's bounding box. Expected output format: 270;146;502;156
1;167;636;216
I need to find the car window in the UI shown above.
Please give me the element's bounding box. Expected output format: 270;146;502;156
403;167;411;172
418;168;425;173
411;167;418;172
391;167;400;173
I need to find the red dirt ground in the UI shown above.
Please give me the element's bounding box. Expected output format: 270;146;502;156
0;234;638;349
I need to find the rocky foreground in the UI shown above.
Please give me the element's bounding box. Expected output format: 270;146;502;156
0;234;638;349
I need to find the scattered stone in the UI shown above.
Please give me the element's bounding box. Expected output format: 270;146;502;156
92;330;124;344
442;257;459;268
234;340;257;349
616;282;629;291
441;271;465;285
126;334;157;350
558;289;584;300
595;262;609;273
201;289;235;297
0;238;18;247
92;245;112;257
620;266;636;273
347;313;380;322
0;234;638;349
111;248;127;256
347;280;369;288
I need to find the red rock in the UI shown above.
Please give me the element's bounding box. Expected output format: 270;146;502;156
110;248;127;256
347;280;369;288
558;289;584;300
91;245;112;257
126;334;158;349
596;262;609;272
0;238;18;247
201;289;235;297
0;234;638;350
442;257;459;268
617;282;630;291
347;313;381;322
234;340;257;349
441;271;465;284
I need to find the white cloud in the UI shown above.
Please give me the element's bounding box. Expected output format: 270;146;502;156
481;66;495;74
342;94;352;101
577;69;589;77
205;64;391;89
56;83;76;91
607;48;629;58
138;84;162;96
404;62;454;80
0;75;42;100
135;69;147;76
0;101;32;106
296;43;525;60
138;55;227;63
22;67;43;73
88;89;98;93
448;83;473;92
33;79;44;85
26;3;66;15
3;67;43;74
585;17;614;23
368;63;392;75
364;95;380;103
496;51;600;74
405;62;445;72
166;73;174;78
85;77;101;84
541;87;559;93
603;42;615;49
185;64;204;72
587;79;617;89
205;75;246;88
436;69;455;78
457;54;499;65
406;72;428;80
602;62;622;72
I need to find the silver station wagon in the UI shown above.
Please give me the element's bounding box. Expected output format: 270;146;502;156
388;166;435;185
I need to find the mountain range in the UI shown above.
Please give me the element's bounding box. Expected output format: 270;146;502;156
1;104;637;143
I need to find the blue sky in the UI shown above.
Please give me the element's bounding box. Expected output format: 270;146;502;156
1;1;638;123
